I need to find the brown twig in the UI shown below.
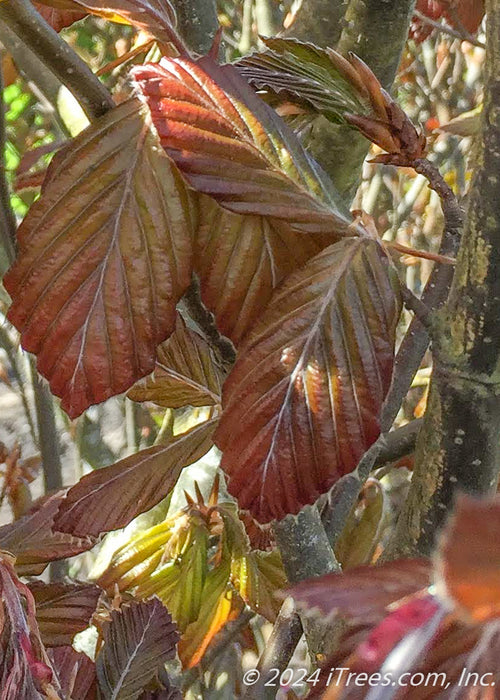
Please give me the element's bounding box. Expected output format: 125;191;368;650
182;276;237;367
243;597;303;700
320;419;422;544
0;0;114;120
399;284;433;330
412;157;464;237
413;9;485;49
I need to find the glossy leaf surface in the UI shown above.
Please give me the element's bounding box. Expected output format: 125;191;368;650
132;56;352;235
0;492;97;576
128;313;224;408
216;237;401;522
29;580;101;646
5;99;194;418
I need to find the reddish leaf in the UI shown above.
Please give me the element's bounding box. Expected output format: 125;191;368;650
396;621;499;699
33;3;86;31
48;647;97;700
0;555;54;699
289;559;431;623
96;598;179;699
195;197;335;345
5;99;194;418
0;491;97;576
355;595;441;672
442;0;484;33
435;494;500;622
411;0;484;41
132;56;353;235
215;237;402;522
33;0;180;46
239;510;274;551
54;418;217;537
127;313;224;408
28;580;101;646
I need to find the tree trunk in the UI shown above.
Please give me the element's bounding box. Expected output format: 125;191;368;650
387;0;500;558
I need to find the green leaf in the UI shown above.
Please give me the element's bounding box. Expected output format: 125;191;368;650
127;312;224;408
96;598;179;700
235;37;371;125
29;580;101;647
132;56;352;235
5;98;195;418
0;491;97;576
177;560;233;668
135;523;209;630
334;478;386;569
216;237;402;523
54;418;217;537
96;520;175;594
231;549;286;622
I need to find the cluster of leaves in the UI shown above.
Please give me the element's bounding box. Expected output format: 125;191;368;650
5;11;424;525
0;547;180;698
0;0;489;697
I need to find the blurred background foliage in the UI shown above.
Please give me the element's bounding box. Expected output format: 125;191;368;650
0;0;485;694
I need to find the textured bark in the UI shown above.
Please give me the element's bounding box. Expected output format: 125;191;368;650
387;0;500;558
285;0;348;45
173;0;219;55
273;508;341;661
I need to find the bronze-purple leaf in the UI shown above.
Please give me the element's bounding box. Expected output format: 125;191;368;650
96;598;179;699
0;491;97;576
215;237;402;522
29;580;101;646
54;419;217;537
5;98;195;418
49;646;97;700
127;313;224;408
289;559;431;623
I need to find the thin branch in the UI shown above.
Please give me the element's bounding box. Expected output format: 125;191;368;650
0;58;16;266
413;9;486;49
412;158;464;238
29;358;66;581
182;276;236;367
0;0;114;120
399;284;433;331
381;158;464;431
243;597;303;700
320;419;422;545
